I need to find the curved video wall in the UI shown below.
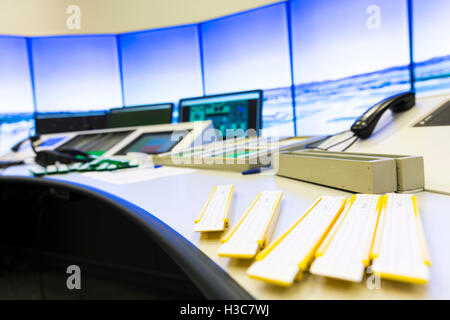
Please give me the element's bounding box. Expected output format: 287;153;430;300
0;0;449;152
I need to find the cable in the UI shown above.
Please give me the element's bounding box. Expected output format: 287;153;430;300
304;130;359;152
11;134;40;152
304;130;348;151
341;136;359;151
306;130;354;151
323;134;356;151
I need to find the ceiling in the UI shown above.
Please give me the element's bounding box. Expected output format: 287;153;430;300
0;0;283;36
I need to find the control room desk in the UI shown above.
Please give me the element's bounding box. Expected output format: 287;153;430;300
2;165;449;300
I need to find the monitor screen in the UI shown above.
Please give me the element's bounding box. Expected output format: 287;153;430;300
35;111;107;134
413;0;450;96
107;103;173;128
31;35;122;113
118;25;203;119
39;136;67;147
116;131;188;155
57;130;132;156
179;91;262;138
200;3;294;135
0;36;35;154
290;0;411;135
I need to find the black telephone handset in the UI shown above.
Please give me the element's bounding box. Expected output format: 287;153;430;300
351;91;415;139
35;148;91;166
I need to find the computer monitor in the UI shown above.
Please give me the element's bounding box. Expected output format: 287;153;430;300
179;90;262;138
57;130;133;156
107;103;173;128
35;111;108;134
115;130;189;155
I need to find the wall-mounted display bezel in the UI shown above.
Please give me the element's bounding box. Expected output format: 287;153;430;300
107;103;174;128
35;111;108;134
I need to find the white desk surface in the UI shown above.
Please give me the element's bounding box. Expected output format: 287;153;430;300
2;164;450;299
1;94;449;299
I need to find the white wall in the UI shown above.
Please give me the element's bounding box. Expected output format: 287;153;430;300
0;0;282;36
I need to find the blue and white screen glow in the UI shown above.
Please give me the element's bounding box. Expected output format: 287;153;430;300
413;0;450;95
200;3;294;136
0;36;34;113
290;0;411;135
0;36;34;154
31;35;122;112
2;0;449;150
119;25;203;120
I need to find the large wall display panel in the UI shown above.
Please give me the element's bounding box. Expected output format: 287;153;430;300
290;0;411;135
412;0;450;96
31;35;123;113
119;25;203;121
0;36;35;154
201;3;294;136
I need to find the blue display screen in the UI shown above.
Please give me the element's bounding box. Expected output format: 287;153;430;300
200;3;294;136
0;36;35;154
0;36;34;114
31;35;122;113
290;0;411;135
413;0;450;96
39;136;66;147
1;0;448;149
119;25;203;121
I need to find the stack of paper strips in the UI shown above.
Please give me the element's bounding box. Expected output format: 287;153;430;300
247;196;347;286
371;194;431;284
194;185;234;232
218;191;283;259
309;194;382;282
